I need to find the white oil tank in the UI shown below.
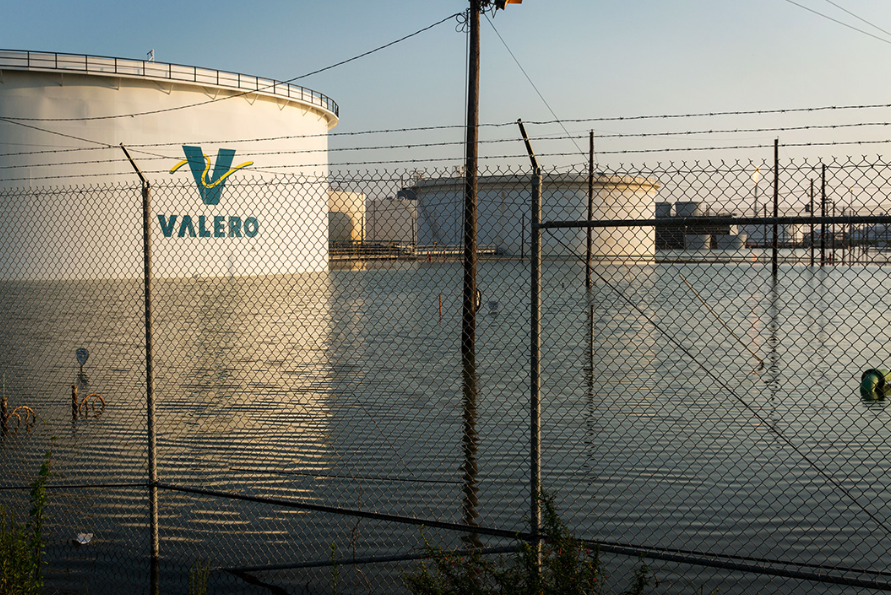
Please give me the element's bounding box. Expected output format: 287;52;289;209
0;50;339;279
366;198;417;244
329;191;366;244
414;173;659;260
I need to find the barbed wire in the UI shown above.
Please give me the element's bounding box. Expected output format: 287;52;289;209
9;122;891;168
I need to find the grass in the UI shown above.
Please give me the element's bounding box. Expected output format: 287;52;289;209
404;491;650;595
0;440;53;595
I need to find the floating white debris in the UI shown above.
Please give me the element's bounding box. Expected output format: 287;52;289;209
73;533;93;545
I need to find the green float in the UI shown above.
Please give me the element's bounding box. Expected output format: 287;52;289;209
860;369;891;398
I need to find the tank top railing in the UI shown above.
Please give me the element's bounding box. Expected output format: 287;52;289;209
0;49;338;117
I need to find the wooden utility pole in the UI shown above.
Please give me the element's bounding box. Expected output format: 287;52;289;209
462;0;481;390
460;0;482;549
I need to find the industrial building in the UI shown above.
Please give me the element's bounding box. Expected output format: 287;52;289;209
656;202;747;249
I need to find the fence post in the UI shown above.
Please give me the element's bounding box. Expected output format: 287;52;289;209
586;131;594;290
518;119;543;563
810;179;815;267
142;182;159;578
821;164;826;267
71;385;78;421
530;166;542;559
121;145;159;591
772;139;779;278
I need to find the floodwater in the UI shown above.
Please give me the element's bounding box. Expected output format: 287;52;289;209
2;255;891;594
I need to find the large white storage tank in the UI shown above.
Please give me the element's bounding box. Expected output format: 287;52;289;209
414;173;659;259
0;50;339;279
366;198;417;244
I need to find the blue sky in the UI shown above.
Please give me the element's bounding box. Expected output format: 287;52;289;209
3;0;891;169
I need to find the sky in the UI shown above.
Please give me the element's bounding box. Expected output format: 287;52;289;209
3;0;891;171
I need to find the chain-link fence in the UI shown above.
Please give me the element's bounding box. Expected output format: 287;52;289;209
2;156;891;594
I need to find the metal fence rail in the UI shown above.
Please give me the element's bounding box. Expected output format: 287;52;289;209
2;157;891;593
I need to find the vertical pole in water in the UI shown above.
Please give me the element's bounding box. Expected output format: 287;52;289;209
809;179;815;267
121;145;159;592
586;131;594;291
71;385;78;422
821;164;826;267
521;213;525;261
772;139;779;278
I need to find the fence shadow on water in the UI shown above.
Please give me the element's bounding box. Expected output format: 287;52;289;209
3;159;891;593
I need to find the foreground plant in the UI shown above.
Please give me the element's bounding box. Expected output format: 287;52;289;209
1;441;53;595
405;491;649;595
188;557;211;595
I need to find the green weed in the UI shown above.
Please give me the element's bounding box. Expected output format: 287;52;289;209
0;440;53;595
404;491;650;595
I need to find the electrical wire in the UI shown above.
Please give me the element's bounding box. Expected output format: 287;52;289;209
484;13;590;164
782;0;891;45
823;0;891;38
0;13;462;123
546;230;891;542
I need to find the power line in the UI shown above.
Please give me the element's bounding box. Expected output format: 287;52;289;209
484;13;590;163
823;0;891;39
782;0;891;45
0;13;462;123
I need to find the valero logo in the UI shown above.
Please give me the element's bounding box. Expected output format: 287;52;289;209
161;146;259;239
169;145;253;205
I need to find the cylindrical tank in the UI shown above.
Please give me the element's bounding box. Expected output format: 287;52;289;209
782;223;804;244
716;234;747;249
656;202;673;218
685;234;711;250
675;202;702;218
329;191;366;243
414;173;659;259
0;50;339;279
366;198;417;244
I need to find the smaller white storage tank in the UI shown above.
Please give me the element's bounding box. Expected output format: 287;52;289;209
716;234;747;249
414;173;660;260
366;198;417;244
656;202;673;218
329;191;366;243
782;224;804;244
675;202;702;218
685;234;711;250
